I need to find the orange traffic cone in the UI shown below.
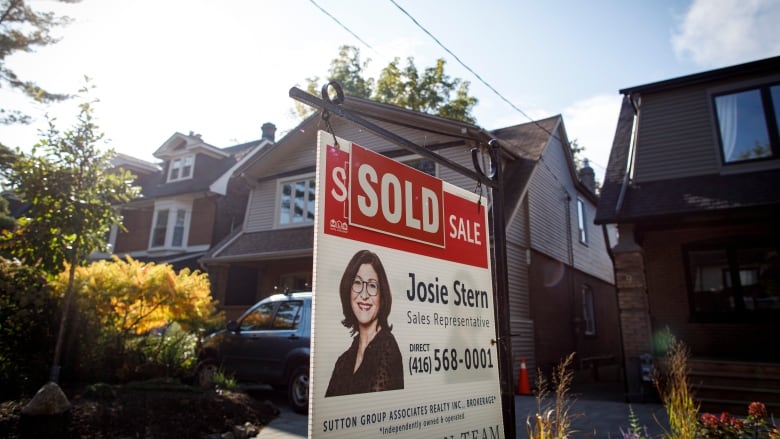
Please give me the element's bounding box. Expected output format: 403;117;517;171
517;358;531;395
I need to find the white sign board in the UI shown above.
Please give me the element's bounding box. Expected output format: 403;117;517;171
310;131;504;438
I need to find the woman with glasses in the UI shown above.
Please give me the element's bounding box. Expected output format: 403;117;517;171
325;249;404;396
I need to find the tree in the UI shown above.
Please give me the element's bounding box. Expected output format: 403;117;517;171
296;45;478;123
0;195;14;231
2;82;140;381
374;56;477;123
569;139;586;170
326;45;373;99
0;0;75;126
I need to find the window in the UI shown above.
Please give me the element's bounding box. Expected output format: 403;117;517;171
172;209;186;246
149;203;190;249
576;198;588;244
581;285;596;336
278;177;315;226
273;301;303;330
403;157;436;176
685;242;780;320
168;155;194;181
152;209;169;247
239;301;303;331
240;302;275;331
713;83;780;164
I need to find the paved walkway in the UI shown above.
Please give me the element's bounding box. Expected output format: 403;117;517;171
256;394;668;438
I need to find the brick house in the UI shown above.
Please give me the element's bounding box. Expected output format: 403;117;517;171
595;56;780;408
104;124;276;271
202;97;619;386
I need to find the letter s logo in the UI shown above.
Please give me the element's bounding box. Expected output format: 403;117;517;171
330;166;347;202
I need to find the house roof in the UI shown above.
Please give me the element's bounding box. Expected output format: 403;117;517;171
203;227;314;262
596;57;780;225
206;98;588;264
490;115;599;220
619;55;780;95
111;153;160;174
140;139;265;198
153;132;227;160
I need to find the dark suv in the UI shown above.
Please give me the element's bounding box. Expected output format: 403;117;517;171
196;291;311;413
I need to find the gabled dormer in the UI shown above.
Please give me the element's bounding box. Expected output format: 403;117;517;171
154;132;229;184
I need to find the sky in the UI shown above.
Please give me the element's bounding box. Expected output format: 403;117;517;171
2;0;780;183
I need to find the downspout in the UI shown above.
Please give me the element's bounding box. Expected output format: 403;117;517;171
615;93;641;214
564;191;580;357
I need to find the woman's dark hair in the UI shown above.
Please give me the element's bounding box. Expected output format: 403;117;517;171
339;249;393;335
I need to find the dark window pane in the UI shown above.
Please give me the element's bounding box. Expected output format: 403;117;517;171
404;158;436;176
581;285;596;335
280;183;291;224
293;181;305;222
715;90;771;163
273;301;303;330
688;249;735;312
241;303;274;331
687;244;780;317
152;209;169;247
737;247;780;311
172;209;185;247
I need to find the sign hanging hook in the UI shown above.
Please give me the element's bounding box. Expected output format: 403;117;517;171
471;140;499;212
320;81;345;149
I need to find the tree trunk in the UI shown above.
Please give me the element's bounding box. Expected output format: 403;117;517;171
49;257;78;383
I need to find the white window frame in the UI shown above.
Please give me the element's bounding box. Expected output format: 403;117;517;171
149;200;192;249
168;155;195;182
276;174;316;228
576;197;588;244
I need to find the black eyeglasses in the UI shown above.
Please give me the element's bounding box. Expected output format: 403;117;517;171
351;277;379;296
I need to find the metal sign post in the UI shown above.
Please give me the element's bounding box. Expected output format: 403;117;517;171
290;83;516;439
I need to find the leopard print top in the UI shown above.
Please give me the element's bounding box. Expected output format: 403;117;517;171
325;329;404;397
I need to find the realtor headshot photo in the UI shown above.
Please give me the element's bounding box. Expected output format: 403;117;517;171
325;249;404;396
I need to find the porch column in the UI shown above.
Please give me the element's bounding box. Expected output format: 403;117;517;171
612;223;653;401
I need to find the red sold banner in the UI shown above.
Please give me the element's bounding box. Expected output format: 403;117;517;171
323;142;488;269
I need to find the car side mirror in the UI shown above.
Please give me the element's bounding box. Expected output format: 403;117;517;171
226;320;240;332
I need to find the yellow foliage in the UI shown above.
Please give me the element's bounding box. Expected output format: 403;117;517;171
50;256;223;336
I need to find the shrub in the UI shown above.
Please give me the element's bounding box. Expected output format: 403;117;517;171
698;402;779;438
49;256;225;384
654;332;698;439
526;352;577;439
0;257;58;399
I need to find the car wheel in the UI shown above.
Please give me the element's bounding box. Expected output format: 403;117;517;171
196;359;218;388
287;365;309;414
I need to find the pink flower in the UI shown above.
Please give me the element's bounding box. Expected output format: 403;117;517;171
748;401;768;419
700;413;719;428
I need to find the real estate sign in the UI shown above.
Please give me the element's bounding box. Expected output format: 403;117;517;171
310;131;504;438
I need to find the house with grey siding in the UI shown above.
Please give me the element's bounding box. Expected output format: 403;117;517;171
202;96;618;389
595;55;780;410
